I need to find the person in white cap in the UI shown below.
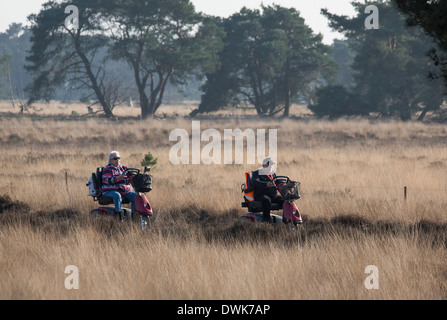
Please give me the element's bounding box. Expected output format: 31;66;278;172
101;151;137;221
251;158;283;223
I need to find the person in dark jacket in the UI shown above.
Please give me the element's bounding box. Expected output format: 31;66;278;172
101;151;137;220
252;158;283;223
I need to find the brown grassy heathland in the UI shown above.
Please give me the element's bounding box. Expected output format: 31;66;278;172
1;103;447;300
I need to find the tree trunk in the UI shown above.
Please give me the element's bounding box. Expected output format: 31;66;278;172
417;106;428;122
283;67;290;117
7;62;15;109
138;85;151;119
140;97;151;119
74;38;114;118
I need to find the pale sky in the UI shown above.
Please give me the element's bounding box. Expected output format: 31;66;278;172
0;0;358;44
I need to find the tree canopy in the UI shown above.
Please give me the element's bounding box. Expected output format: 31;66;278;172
196;5;336;117
17;0;447;120
393;0;447;90
102;0;223;118
317;0;445;120
26;0;223;118
26;0;118;117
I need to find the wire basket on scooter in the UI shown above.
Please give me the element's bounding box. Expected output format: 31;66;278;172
278;180;301;201
132;174;152;193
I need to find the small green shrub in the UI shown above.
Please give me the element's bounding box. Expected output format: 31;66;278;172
141;152;158;170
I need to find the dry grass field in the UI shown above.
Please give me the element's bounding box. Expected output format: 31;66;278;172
1;101;447;300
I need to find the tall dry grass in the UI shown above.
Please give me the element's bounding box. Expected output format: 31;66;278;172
1;211;446;300
1;103;447;300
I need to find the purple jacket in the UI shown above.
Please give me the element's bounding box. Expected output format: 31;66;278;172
101;164;132;194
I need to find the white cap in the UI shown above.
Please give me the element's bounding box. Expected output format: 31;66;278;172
109;151;120;161
262;158;275;166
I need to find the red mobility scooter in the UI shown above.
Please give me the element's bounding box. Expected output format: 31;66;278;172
241;172;303;227
87;166;154;230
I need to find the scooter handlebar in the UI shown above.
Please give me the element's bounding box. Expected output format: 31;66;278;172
124;168;140;176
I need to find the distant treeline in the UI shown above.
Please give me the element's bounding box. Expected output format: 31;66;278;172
0;0;446;120
0;24;203;106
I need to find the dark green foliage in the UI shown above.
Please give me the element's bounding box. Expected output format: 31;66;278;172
141;152;158;169
309;85;370;119
330;39;356;89
393;0;447;91
320;1;445;121
103;0;224;118
26;0;117;117
24;0;223;119
197;5;336;117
